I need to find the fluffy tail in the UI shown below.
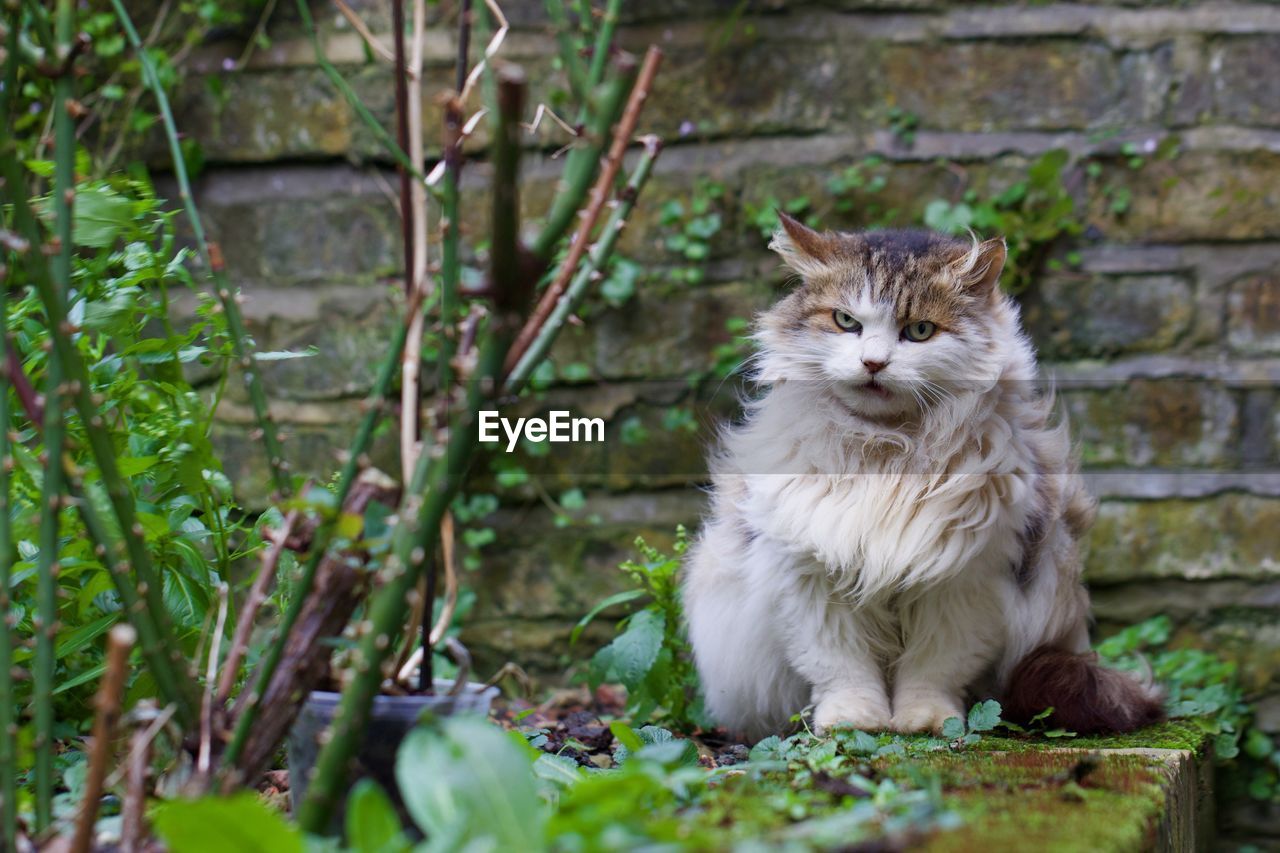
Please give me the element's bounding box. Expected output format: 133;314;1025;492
1003;646;1165;734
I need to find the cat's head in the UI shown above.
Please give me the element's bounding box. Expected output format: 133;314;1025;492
756;212;1016;419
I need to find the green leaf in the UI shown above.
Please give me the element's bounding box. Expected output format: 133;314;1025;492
63;183;135;248
609;609;665;690
748;735;784;763
153;794;303;853
54;662;106;695
841;730;880;756
345;779;408;853
532;753;585;790
941;717;966;740
395;718;546;851
923;199;973;234
569;589;646;645
117;455;159;477
608;721;644;753
967;699;1002;733
253;347;319;361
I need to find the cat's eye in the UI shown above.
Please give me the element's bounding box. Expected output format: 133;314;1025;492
903;320;937;342
833;309;862;333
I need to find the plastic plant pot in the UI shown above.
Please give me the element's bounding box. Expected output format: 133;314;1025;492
286;680;500;831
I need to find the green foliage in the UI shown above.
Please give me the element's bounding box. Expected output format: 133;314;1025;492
345;779;410;853
921;149;1082;294
1097;616;1279;801
153;793;302;853
395;718;547;852
11;1;268;171
5;168;277;785
657;179;727;286
580;528;704;730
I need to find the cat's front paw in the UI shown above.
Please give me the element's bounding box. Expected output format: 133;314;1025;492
813;691;893;734
890;692;965;735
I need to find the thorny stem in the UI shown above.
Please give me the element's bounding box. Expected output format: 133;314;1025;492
1;10;20;848
33;0;75;831
507;137;662;391
293;0;422;179
530;60;634;262
585;0;622;92
112;0;291;497
219;290;424;775
421;0;475;690
507;46;660;375
544;0;587;105
71;624;135;853
297;70;528;834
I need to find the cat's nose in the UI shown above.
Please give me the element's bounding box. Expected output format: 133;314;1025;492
862;359;888;374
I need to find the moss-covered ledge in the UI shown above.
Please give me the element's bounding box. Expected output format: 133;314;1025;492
881;742;1214;851
595;720;1217;851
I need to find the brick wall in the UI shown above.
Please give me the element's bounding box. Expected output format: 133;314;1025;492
178;1;1279;831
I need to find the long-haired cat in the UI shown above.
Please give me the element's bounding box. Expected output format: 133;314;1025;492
682;214;1163;738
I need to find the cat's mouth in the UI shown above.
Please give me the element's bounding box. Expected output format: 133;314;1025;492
858;378;892;399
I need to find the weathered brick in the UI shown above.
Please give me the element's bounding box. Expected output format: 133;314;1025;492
882;41;1144;131
1085;495;1280;583
172;68;355;162
1023;273;1194;358
212;410;398;508
1211;36;1280;126
1226;270;1280;356
1064;381;1239;468
1086;151;1280;242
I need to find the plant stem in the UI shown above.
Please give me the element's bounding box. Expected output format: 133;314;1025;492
585;0;622;91
32;0;76;831
508;46;660;374
293;0;422;179
297;71;528;833
399;0;429;485
219;295;422;773
111;0;291;497
530;60;634;261
297;325;509;834
507;137;661;391
545;0;587;105
0;10;20;849
71;624;135;853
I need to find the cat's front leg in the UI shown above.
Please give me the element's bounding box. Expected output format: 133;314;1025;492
891;576;1005;734
779;573;893;734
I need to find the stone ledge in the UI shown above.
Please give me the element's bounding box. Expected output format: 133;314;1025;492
189;3;1280;76
897;743;1214;852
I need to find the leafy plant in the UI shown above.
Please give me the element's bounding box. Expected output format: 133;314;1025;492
657;179;727;286
939;699;1002;749
922;148;1082;294
4;166;280;812
576;528;704;729
1097;616;1279;801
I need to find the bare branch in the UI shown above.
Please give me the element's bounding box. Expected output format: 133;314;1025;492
505;45;662;374
215;508;300;707
71;624;135;853
333;0;395;64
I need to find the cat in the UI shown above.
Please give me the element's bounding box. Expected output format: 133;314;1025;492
682;213;1163;739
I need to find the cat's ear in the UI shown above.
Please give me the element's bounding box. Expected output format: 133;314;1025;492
949;236;1006;296
770;211;839;278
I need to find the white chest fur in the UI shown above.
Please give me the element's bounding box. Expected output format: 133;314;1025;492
721;388;1037;600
